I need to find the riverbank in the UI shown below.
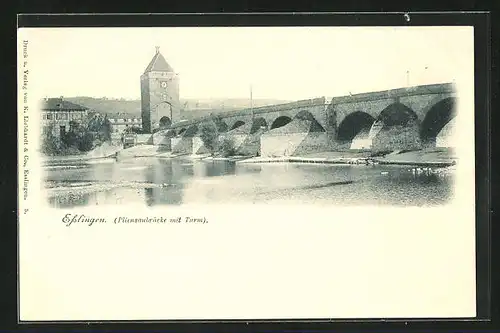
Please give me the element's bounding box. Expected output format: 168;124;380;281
42;142;123;164
373;148;457;166
238;148;457;168
42;144;457;169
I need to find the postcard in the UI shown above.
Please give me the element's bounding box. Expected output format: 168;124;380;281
17;24;477;321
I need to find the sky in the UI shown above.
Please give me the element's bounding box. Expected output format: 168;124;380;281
21;26;474;101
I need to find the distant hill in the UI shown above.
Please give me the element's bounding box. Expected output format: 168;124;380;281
65;97;140;118
65;97;292;119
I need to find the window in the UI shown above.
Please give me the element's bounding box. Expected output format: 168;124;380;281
46;114;53;120
59;125;66;137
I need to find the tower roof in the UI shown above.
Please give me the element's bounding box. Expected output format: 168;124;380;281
144;47;174;73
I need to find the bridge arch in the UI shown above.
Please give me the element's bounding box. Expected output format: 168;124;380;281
377;103;418;127
337;111;376;142
230;120;245;130
250;117;268;134
159;116;171;128
270;116;292;130
420;97;456;142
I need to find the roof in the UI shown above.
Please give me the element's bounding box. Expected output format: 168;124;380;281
41;98;88;111
144;48;174;73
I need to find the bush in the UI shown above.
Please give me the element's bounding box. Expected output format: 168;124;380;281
199;122;219;155
59;144;82;156
77;132;94;152
41;132;62;155
218;136;236;157
43;112;113;156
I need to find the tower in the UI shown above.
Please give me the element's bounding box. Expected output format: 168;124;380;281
140;47;181;134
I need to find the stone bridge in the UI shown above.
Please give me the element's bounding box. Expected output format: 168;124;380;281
171;97;328;135
158;83;456;156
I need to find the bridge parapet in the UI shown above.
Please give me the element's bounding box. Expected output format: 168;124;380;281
171;97;328;129
330;83;455;105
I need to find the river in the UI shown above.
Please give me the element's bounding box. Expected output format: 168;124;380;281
44;157;454;207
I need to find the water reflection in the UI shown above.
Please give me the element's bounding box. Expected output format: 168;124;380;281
45;158;454;208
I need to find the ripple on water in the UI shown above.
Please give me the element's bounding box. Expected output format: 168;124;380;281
44;159;455;208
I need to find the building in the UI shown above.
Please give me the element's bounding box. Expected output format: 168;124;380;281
140;46;181;134
107;114;143;143
107;113;143;134
41;97;89;138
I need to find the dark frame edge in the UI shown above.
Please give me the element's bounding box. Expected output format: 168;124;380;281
8;11;495;333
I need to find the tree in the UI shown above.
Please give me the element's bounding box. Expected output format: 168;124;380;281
199;121;219;156
43;112;122;156
100;114;112;141
61;125;82;148
218;136;236;157
77;132;94;152
41;131;61;155
60;113;107;153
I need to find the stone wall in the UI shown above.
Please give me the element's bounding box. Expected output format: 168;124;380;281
171;137;192;155
261;133;307;157
239;131;263;156
219;129;263;156
192;137;210;155
292;132;330;156
152;131;173;150
350;129;372;150
399;93;454;122
435;117;456;148
136;134;153;145
372;124;421;152
220;133;247;151
261;132;329;157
